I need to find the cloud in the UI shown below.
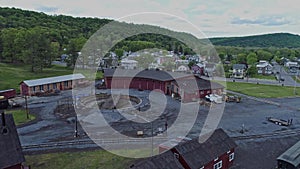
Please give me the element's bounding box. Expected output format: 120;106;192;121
231;16;291;26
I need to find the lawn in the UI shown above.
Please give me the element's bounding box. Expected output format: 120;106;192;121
25;150;135;169
226;82;300;98
0;63;74;92
5;109;36;126
251;74;276;80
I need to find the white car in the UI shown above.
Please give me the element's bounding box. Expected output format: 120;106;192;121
205;94;223;104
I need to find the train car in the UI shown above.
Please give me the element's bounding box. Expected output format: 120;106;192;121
0;96;9;109
0;89;16;99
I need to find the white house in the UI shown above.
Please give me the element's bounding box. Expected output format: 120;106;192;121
285;61;298;68
121;59;137;69
232;64;247;79
256;60;273;75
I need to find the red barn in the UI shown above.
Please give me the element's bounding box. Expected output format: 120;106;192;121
104;69;193;94
129;129;237;169
20;73;86;96
104;69;224;102
0;112;27;169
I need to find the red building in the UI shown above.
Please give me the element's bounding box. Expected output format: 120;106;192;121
0;89;16;99
130;129;237;169
0;112;27;169
104;69;224;102
20;73;85;96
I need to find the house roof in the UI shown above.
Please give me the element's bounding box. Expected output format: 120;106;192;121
174;76;224;93
128;150;184;169
104;69;192;82
233;64;247;70
256;62;272;68
121;59;138;64
174;128;237;169
0;113;25;169
277;140;300;167
22;73;85;87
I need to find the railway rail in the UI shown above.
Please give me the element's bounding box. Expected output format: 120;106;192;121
22;129;300;152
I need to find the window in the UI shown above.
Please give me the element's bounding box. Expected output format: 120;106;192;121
39;85;44;91
214;160;222;169
47;84;50;90
53;83;57;89
64;81;68;87
174;153;179;159
33;86;36;92
229;153;234;162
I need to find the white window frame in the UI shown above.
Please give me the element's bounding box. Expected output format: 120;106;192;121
229;153;234;162
213;160;222;169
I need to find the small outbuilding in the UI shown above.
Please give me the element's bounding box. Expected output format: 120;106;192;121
20;73;86;96
277;140;300;169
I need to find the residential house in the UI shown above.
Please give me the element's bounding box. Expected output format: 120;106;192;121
232;64;247;79
256;60;273;75
285;61;298;69
204;63;216;77
129;128;237;169
20;74;86;96
191;63;204;75
277;140;300;169
121;59;138;69
0;112;28;169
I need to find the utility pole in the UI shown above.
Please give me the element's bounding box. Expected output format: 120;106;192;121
74;96;78;138
25;95;29;119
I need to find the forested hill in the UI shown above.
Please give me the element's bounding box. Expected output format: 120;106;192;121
0;7;202;71
209;33;300;48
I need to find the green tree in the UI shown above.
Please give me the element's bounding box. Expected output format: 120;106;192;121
246;52;258;65
236;53;247;63
115;49;124;60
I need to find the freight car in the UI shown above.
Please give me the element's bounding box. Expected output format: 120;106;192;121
0;89;16;99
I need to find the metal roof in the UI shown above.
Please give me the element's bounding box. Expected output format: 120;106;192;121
174;129;237;169
22;73;85;87
0;113;25;168
277;140;300;167
104;69;192;82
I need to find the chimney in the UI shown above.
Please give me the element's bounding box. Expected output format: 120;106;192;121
1;111;5;127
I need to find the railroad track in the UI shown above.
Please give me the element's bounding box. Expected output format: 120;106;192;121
22;137;168;151
22;129;300;151
232;129;300;140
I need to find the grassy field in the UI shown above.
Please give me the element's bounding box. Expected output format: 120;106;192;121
0;63;74;92
251;74;276;80
25;150;135;169
226;82;300;98
5;109;36;125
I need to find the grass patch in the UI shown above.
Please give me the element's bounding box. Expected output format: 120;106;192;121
25;150;134;169
5;109;36;126
226;82;300;98
0;63;74;92
250;74;276;80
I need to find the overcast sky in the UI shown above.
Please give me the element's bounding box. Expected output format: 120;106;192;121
1;0;299;38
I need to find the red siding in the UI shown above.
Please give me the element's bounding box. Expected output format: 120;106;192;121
20;83;29;96
0;89;16;99
4;164;23;169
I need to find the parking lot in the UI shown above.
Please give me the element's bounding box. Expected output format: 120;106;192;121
16;88;300;168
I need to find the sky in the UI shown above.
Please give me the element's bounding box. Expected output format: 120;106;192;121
1;0;299;38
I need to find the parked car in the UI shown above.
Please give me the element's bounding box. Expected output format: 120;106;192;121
205;94;223;104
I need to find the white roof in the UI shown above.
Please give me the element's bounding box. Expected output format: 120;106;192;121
22;73;85;87
121;59;138;64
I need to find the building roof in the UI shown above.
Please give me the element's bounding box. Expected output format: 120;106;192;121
22;73;85;87
233;64;247;70
128;150;184;169
175;76;224;93
0;113;25;168
104;69;193;82
277;140;300;167
174;128;237;169
121;59;138;64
